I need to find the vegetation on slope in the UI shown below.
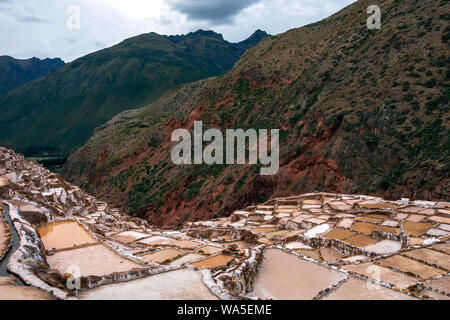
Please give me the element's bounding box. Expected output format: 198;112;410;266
0;56;64;95
64;0;449;227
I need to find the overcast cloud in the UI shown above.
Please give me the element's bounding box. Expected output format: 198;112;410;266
0;0;355;62
166;0;261;24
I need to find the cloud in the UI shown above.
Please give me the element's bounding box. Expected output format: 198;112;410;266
16;15;48;23
0;0;357;62
167;0;261;24
0;0;48;23
93;40;106;48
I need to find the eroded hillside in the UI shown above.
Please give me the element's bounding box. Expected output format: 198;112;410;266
63;0;449;227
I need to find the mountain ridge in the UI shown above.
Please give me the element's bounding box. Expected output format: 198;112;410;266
0;56;64;95
0;29;270;154
63;0;449;228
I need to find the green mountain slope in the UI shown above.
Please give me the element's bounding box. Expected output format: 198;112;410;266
0;56;64;95
0;30;269;153
63;0;449;227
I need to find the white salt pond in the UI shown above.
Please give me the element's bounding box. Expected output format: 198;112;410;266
138;236;202;249
0;277;54;300
79;269;218;300
364;240;402;255
343;263;418;290
285;242;312;250
250;249;346;300
321;277;416;300
171;254;205;266
112;231;149;243
47;244;143;277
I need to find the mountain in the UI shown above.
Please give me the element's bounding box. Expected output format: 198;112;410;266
0;30;270;154
63;0;449;228
0;56;64;95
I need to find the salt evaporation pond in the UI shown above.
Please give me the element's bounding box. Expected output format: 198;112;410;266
196;245;223;255
38;221;97;250
112;231;149;243
0;277;54;300
250;248;346;300
321;278;416;300
343;263;418;290
191;254;235;269
171;254;205;266
46;244;143;277
141;248;184;264
79;269;218;300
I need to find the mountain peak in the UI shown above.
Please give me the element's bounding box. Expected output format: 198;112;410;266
0;56;64;95
167;29;225;43
0;27;267;153
192;29;223;37
251;29;269;37
237;29;271;47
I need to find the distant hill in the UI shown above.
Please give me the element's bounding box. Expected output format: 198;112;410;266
0;56;64;95
0;30;270;153
63;0;449;228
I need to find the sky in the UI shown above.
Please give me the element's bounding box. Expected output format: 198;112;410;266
0;0;356;62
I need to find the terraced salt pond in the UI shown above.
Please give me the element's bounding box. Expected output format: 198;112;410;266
226;241;252;249
171;254;205;266
191;254;235;269
250;249;346;300
358;201;398;209
3;147;450;300
321;278;416;300
141;248;184;264
137;236;201;249
79;269;218;300
111;231;150;243
196;245;223;255
0;277;54;300
46;243;143;277
38;221;97;250
343;263;418;290
425;275;450;293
